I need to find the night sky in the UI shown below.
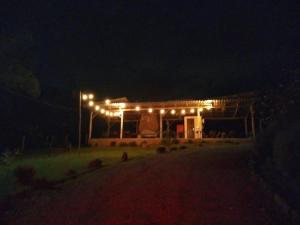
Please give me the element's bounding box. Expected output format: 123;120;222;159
1;0;298;101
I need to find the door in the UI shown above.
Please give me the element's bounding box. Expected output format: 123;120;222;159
184;116;203;139
186;118;195;138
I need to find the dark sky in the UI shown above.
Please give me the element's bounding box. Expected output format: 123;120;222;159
1;0;299;101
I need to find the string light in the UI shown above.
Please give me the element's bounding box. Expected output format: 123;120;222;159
181;109;186;115
88;101;94;107
100;109;105;114
119;103;126;108
105;99;111;105
135;106;140;111
95;105;100;111
148;108;153;113
171;109;176;115
109;112;114;117
88;94;94;99
190;108;195;113
105;111;110;116
198;107;203;112
82;94;88;100
160;109;165;114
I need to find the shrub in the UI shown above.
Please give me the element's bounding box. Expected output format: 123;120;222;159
88;159;102;170
110;141;116;147
156;146;166;153
119;142;128;147
14;166;36;186
121;152;128;161
179;145;187;150
128;141;137;147
170;146;178;151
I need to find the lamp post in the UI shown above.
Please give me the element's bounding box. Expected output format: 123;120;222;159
78;92;94;149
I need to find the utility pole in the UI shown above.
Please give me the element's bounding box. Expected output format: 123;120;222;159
78;90;82;149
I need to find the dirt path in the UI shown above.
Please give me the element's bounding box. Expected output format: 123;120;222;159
3;146;273;225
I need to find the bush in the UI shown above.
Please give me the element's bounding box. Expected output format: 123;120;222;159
14;166;36;186
179;145;187;150
88;159;102;170
121;152;128;161
128;141;137;147
110;141;117;147
156;146;166;153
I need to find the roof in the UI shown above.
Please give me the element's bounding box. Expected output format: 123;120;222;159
88;92;256;121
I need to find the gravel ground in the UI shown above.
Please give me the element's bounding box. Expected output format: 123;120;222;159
2;146;273;225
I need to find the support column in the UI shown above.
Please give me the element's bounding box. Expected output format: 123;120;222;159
120;111;124;139
244;117;248;137
78;91;82;149
159;113;163;139
88;111;93;140
250;105;256;138
196;109;203;139
184;117;188;139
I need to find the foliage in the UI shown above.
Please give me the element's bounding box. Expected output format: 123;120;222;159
14;165;36;186
88;159;102;170
0;32;40;97
121;152;128;161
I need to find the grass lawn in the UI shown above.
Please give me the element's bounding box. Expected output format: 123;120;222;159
0;147;156;200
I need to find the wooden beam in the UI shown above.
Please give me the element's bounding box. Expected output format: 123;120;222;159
88;111;93;140
120;111;124;139
160;113;163;139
